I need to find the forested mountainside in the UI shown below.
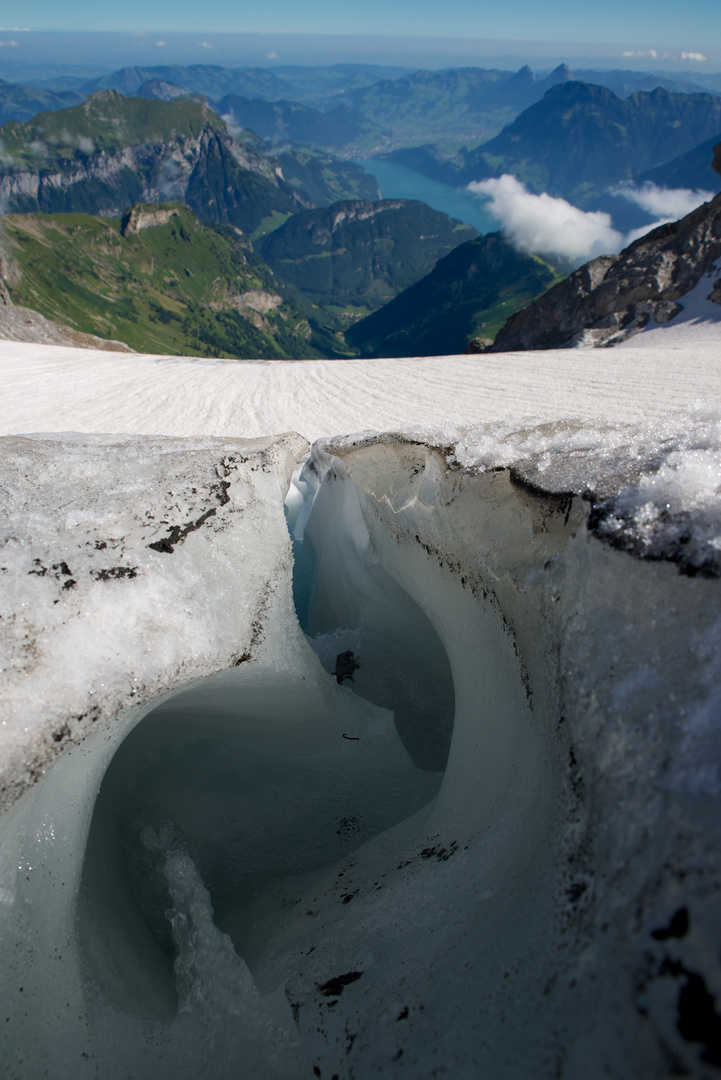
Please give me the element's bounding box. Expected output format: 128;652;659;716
0;92;378;235
346;234;558;357
255;200;477;313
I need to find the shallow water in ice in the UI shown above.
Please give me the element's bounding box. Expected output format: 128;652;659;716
287;459;455;770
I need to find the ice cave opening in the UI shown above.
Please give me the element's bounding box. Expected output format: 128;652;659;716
77;452;457;1038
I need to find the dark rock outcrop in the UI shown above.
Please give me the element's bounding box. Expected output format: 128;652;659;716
491;142;721;351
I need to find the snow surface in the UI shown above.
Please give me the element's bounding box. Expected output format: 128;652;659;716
0;316;719;444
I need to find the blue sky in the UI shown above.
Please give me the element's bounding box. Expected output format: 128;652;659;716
2;0;719;46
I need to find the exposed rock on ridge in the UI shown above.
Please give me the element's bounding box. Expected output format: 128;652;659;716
0;275;133;351
492;142;721;350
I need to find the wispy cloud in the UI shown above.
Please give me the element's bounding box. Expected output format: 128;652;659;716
622;48;708;62
0;40;19;48
199;42;212;49
156;41;167;47
612;181;713;220
468;176;623;261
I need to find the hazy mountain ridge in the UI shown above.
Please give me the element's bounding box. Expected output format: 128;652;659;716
215;94;387;152
337;64;575;146
0;79;84;127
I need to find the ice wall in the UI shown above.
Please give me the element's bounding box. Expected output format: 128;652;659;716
0;431;307;812
299;414;721;1078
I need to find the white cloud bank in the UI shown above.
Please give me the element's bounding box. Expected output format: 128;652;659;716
469;175;714;263
468;176;623;261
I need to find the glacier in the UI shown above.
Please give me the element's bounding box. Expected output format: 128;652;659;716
1;403;720;1079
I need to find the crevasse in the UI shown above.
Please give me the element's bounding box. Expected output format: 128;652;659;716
1;425;720;1080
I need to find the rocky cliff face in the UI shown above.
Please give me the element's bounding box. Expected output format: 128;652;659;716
0;91;377;235
491;142;721;350
0;108;291;233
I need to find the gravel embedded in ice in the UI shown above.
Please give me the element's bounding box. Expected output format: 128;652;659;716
0;430;307;812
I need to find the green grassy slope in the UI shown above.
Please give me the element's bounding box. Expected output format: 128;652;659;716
2;203;329;359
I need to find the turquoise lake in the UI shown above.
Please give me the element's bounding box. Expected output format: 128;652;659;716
354;158;499;236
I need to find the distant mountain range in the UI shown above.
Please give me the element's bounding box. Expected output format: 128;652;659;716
214;95;386;152
1;63;721;360
2;61;720;152
0;78;83;126
386;82;721;206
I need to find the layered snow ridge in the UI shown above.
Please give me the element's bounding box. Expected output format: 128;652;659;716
1;413;720;1079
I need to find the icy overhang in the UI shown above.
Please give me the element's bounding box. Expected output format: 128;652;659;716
321;403;721;577
0;430;308;814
